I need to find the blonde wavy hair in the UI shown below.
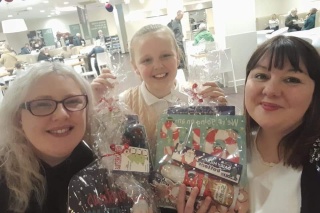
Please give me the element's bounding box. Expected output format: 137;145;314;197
0;62;94;212
129;24;181;65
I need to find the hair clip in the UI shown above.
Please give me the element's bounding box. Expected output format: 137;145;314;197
309;138;320;172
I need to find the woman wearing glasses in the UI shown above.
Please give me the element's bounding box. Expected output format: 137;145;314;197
0;62;95;213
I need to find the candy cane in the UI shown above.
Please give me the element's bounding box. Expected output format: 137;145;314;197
192;128;201;150
161;118;179;155
204;128;240;163
204;128;218;154
223;129;240;163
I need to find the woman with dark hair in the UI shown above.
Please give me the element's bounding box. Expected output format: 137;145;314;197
177;35;320;213
245;35;320;212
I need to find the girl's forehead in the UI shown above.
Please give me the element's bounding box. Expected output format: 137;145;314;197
135;31;176;48
141;30;172;41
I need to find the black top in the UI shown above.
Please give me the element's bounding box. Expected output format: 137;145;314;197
68;160;135;212
37;52;52;62
0;141;95;213
300;160;320;213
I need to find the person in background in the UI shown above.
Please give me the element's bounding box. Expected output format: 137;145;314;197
20;43;32;55
0;62;95;213
0;44;18;74
33;39;44;50
96;30;107;46
193;23;214;45
302;8;318;30
12;61;25;77
171;10;188;79
285;8;302;32
37;47;52;62
73;33;86;46
265;14;279;31
87;40;105;75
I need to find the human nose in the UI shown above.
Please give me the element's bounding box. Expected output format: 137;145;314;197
153;58;164;70
262;78;282;97
51;103;70;120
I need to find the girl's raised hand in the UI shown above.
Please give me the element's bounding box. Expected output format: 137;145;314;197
198;82;227;105
91;68;117;104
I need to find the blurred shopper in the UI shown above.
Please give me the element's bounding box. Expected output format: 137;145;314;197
20;43;31;55
285;8;302;32
193;23;214;45
0;44;18;73
302;8;318;30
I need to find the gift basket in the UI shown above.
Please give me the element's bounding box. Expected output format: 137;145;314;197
151;48;249;212
68;68;156;213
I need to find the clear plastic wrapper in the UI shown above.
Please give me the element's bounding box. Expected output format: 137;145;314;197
68;70;156;213
185;47;242;114
151;113;248;212
187;42;222;87
151;53;249;212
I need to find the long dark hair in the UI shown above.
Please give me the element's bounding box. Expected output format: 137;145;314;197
244;35;320;168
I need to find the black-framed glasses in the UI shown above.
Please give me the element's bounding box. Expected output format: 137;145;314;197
20;95;88;116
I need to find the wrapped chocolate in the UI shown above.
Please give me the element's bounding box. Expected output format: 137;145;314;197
160;164;239;208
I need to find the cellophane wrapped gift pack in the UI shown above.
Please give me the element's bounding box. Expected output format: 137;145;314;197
68;72;157;213
152;105;248;213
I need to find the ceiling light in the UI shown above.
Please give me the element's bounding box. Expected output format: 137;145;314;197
55;6;76;12
2;19;28;33
64;2;69;5
43;0;49;3
40;10;45;13
7;15;13;18
48;15;51;17
27;7;32;10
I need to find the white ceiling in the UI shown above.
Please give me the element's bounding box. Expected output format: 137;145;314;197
0;0;103;21
0;0;210;21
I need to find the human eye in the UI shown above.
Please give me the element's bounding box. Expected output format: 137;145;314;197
249;67;269;81
255;73;269;80
30;100;54;109
250;71;269;81
141;58;152;64
65;96;84;105
64;96;85;110
284;77;301;84
162;53;172;58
